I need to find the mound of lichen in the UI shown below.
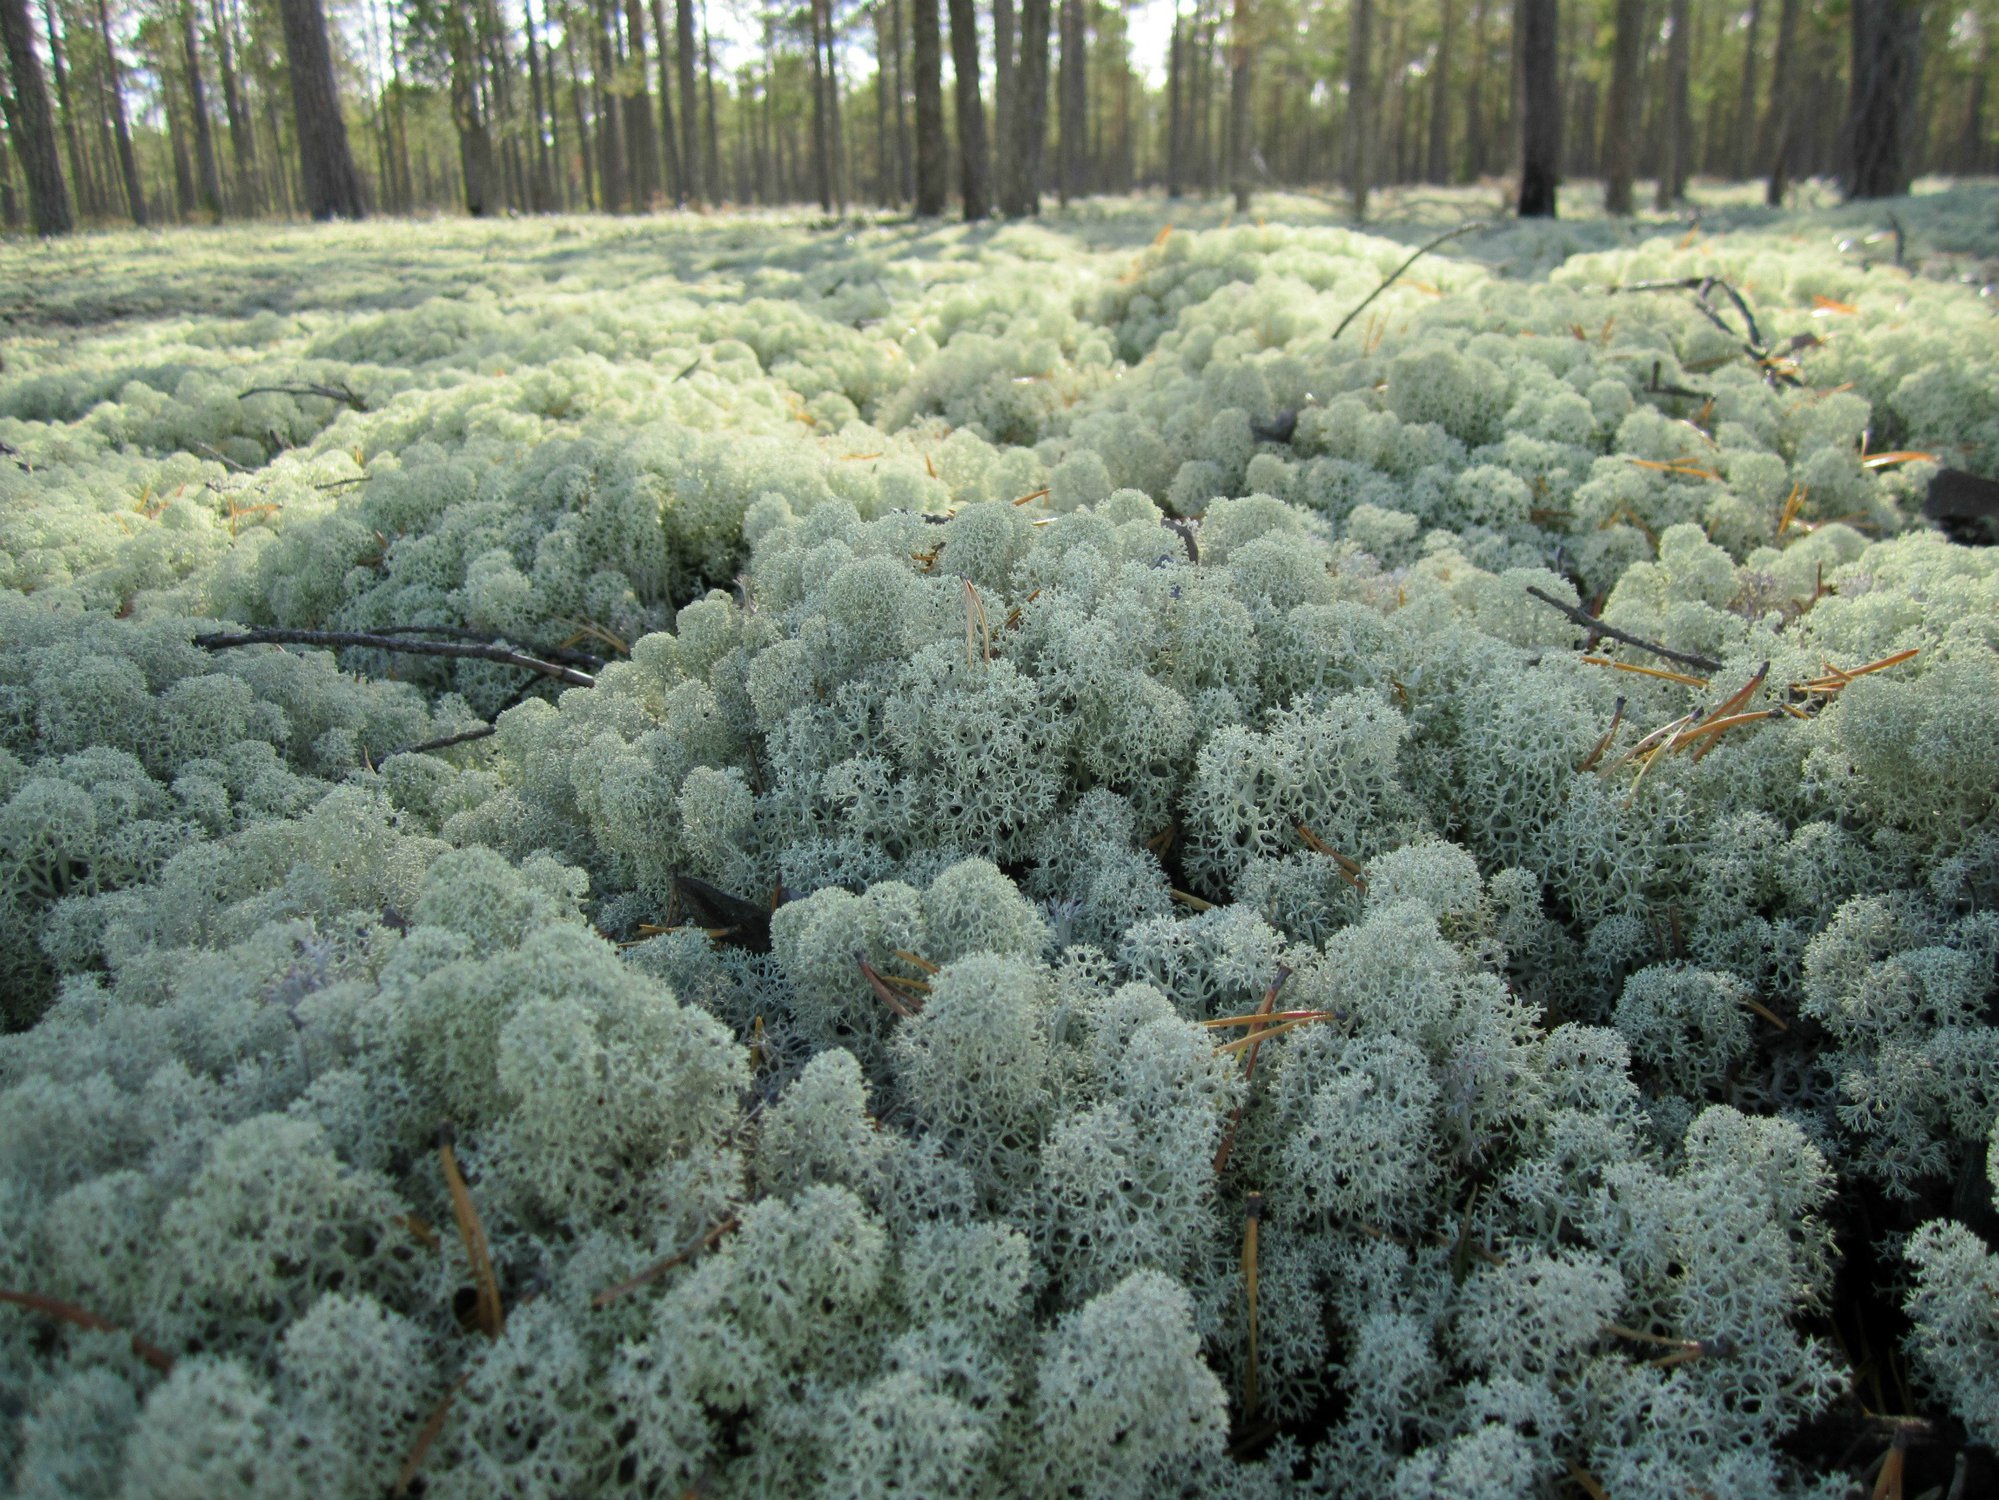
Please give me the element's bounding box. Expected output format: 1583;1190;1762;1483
3;186;1996;1498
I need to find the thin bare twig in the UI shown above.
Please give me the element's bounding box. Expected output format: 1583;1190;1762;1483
0;1288;176;1373
391;724;499;756
1525;586;1724;674
238;381;367;408
593;1218;741;1307
1333;221;1494;340
192;628;597;688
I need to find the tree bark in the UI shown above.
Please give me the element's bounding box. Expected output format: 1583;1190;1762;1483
1655;0;1689;206
1603;0;1643;214
593;0;627;208
910;0;944;212
1347;0;1371;219
993;0;1012;183
276;0;364;217
446;3;495;214
676;0;700;202
1227;0;1251;209
1166;6;1183;197
701;0;719;199
179;0;221;216
1517;0;1560;216
1057;0;1083;204
997;0;1048;213
622;0;659;206
39;0;89;216
1761;0;1800;204
1733;0;1762;179
647;0;682;203
0;0;71;232
94;0;144;223
211;0;259;212
945;0;988;217
1842;0;1922;199
1426;0;1455;183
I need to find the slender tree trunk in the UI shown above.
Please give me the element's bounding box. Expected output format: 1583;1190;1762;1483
702;0;719;198
594;0;627;209
277;0;365;216
1167;6;1183;196
945;0;989;217
446;6;495;214
562;16;596;207
1347;0;1371;218
1655;0;1689;205
1227;0;1250;209
1603;0;1643;213
94;0;144;223
210;0;258;211
648;0;682;203
891;0;910;199
1426;0;1455;183
523;0;554;208
1733;0;1763;178
1842;0;1922;198
1517;0;1560;215
178;0;223;217
0;0;71;232
1762;0;1800;204
166;67;197;216
676;0;700;202
1057;0;1083;204
39;0;88;216
623;0;659;206
993;0;1012;183
911;0;944;212
1001;0;1050;213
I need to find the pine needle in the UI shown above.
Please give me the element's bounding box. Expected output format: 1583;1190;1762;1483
437;1125;503;1341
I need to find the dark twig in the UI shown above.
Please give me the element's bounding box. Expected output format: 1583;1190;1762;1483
1332;221;1494;340
1645;360;1709;400
592;1217;740;1307
0;1288;176;1374
192;628;597;688
391;724;499;757
238;381;367;409
1526;586;1724;674
364;624;605;670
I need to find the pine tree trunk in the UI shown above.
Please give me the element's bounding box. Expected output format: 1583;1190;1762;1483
945;0;988;218
1655;0;1689;206
702;1;719;198
1347;0;1371;219
562;16;596;207
647;0;682;204
622;0;659;206
1517;0;1560;216
1762;0;1800;205
277;0;365;216
1733;0;1762;179
593;0;626;209
39;0;88;217
1603;0;1643;214
1842;0;1921;199
1426;0;1455;183
911;0;944;213
0;0;71;232
1228;0;1251;209
211;0;259;212
676;0;700;202
993;0;1012;180
1058;0;1083;204
179;0;222;217
94;0;145;223
1166;7;1183;197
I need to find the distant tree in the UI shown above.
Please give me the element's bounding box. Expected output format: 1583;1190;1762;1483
1057;0;1082;203
1655;0;1689;207
277;0;365;216
1603;0;1642;214
1843;0;1922;198
1517;0;1559;216
0;0;72;232
911;0;943;212
1762;0;1801;204
1347;0;1370;218
1227;0;1250;210
94;0;145;222
999;0;1048;214
945;0;988;218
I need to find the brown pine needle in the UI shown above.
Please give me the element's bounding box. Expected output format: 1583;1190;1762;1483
593;1217;742;1308
1777;482;1810;537
857;954;917;1018
1200;1009;1338;1029
892;949;942;974
1213;966;1295;1177
401;1213;442;1251
0;1288;176;1374
437;1125;503;1341
1709;661;1772;721
1577;697;1627;773
1581;655;1710;687
1859;450;1937;470
963;579;992;666
1011;486;1051;507
1241;1194;1264;1419
1603;1321;1692;1348
1170;888;1215;911
1215;1014;1335;1055
1566;1461;1611;1500
877;972;932;997
1295;825;1367;891
391;1369;473;1497
1682;708;1783;759
1742;997;1790;1031
924;453;938;479
1872;1435;1907;1500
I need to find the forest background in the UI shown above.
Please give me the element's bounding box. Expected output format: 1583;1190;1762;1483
0;0;1992;236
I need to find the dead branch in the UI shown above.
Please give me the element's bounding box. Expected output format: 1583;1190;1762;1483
238;381;367;409
1525;585;1724;673
1333;221;1494;341
191;628;597;688
0;1287;176;1373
